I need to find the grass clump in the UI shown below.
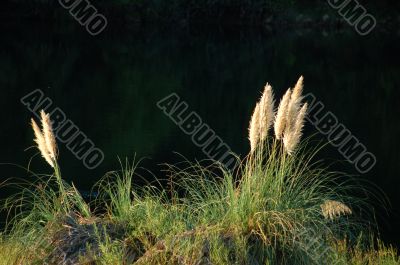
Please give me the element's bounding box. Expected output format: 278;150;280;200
0;76;398;264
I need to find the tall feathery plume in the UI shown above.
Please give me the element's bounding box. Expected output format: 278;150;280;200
248;103;261;153
274;88;292;140
40;110;57;159
291;75;304;103
258;83;275;142
31;118;54;168
283;103;308;155
286;76;304;133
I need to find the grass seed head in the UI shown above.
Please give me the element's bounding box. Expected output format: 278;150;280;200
274;88;292;140
259;83;275;142
320;200;352;220
286;76;304;134
31;117;54;168
291;75;304;103
281;76;307;155
40;110;57;160
283;103;308;155
249;102;261;153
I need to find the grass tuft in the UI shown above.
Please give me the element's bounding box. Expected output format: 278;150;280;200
0;80;398;264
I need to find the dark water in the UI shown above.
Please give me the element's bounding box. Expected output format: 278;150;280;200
0;22;399;245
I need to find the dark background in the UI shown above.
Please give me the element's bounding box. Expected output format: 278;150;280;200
0;0;399;247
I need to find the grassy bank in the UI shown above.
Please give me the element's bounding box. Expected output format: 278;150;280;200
0;77;399;264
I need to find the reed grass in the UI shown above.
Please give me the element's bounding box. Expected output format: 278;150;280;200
0;78;398;264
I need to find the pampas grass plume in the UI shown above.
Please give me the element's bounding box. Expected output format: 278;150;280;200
320;200;352;220
286;76;304;133
283;103;308;155
291;75;304;102
274;88;292;140
250;75;307;154
31;118;54;168
40;110;57;159
249;103;261;153
31;110;58;168
259;83;275;142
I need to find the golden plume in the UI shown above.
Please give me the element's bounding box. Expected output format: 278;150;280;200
286;76;304;133
40;110;57;159
31;110;58;168
258;83;275;142
320;200;352;220
248;102;261;153
249;76;306;153
291;75;304;103
274;88;291;140
31;118;54;168
283;103;308;155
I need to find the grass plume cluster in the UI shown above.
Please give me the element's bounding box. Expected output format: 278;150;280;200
0;76;398;264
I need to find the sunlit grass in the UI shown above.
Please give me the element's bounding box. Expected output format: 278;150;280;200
0;81;398;264
0;140;397;264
